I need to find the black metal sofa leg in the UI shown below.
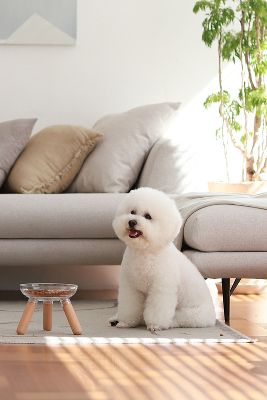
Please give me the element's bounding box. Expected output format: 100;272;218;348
222;278;230;324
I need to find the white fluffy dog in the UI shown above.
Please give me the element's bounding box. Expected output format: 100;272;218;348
110;187;216;331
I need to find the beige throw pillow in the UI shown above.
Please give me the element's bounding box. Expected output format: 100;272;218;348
7;125;102;194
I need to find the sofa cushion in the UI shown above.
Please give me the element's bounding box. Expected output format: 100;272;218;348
0;193;126;239
184;250;267;279
137;137;208;193
69;102;180;193
0;119;37;187
184;205;267;251
7;125;102;194
0;239;125;266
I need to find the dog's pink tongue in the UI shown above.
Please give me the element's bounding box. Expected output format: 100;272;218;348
129;229;142;238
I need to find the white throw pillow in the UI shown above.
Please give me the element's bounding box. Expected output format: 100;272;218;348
69;102;180;193
137;137;208;194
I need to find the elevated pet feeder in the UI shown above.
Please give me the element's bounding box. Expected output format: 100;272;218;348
17;283;82;335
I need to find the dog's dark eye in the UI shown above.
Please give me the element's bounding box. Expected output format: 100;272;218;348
144;213;152;220
130;210;136;215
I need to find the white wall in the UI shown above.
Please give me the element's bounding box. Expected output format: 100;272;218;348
0;1;230;289
0;0;217;125
2;0;238;181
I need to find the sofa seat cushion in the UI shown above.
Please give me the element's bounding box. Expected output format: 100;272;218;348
184;204;267;252
0;193;126;239
0;239;125;266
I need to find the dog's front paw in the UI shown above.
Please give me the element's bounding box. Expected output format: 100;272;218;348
147;324;162;334
109;314;119;327
109;315;132;328
117;321;133;328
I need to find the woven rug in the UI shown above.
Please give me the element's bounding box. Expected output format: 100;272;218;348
0;300;253;345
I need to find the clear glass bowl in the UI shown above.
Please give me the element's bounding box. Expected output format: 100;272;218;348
20;283;78;301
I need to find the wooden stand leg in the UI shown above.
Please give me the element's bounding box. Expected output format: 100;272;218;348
43;301;53;331
62;300;82;335
16;299;37;335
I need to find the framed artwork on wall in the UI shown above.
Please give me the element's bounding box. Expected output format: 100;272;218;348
0;0;77;45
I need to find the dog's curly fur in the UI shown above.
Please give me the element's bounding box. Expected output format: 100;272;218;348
110;187;216;331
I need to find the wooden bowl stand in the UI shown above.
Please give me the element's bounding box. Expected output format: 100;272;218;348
16;299;82;335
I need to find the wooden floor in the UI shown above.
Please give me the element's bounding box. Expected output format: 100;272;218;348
1;292;267;400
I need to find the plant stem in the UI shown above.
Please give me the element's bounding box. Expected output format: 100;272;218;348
218;34;230;181
240;10;250;181
250;11;263;178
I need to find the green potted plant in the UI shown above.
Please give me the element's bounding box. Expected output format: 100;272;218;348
194;0;267;193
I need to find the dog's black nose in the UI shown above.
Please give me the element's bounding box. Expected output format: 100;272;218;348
129;219;137;228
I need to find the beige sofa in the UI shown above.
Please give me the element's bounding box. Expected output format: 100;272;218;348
2;189;267;323
1;113;267;323
2;195;267;323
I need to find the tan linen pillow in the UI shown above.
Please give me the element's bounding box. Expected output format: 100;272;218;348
7;125;102;194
